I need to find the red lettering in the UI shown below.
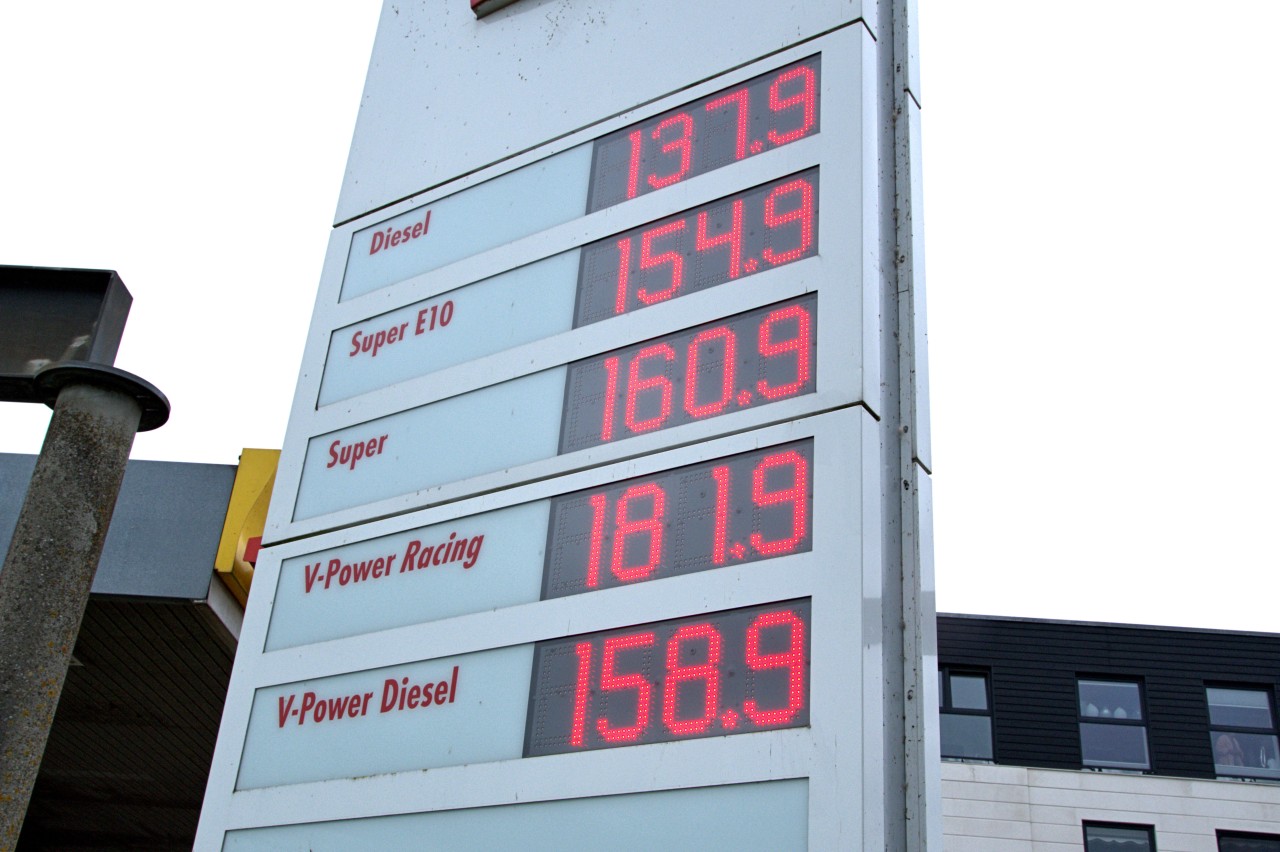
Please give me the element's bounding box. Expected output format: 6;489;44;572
297;691;316;724
326;435;389;471
366;210;430;257
380;679;398;713
349;322;410;359
303;562;322;593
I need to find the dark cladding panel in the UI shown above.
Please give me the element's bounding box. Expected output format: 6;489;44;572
937;615;1280;780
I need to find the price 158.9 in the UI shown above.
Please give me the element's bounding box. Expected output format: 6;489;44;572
524;600;812;756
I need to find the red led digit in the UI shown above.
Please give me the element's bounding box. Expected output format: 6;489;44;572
576;172;817;329
647;113;694;190
637;220;686;305
762;178;815;266
610;483;666;582
545;442;813;599
756;304;812;401
662;623;723;735
586;58;819;215
711;465;731;565
599;355;621;442
596;632;655;742
694;199;743;280
704;86;750;161
743;610;807;726
614;237;633;315
625;129;643;201
570;642;593;747
526;601;811;757
766;65;818;146
624;344;675;433
683;326;737;418
585;493;608;588
562;295;816;453
749;450;808;556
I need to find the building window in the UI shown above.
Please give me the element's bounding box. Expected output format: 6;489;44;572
1078;679;1149;770
1218;831;1280;852
1083;822;1156;851
1206;686;1280;780
939;667;992;760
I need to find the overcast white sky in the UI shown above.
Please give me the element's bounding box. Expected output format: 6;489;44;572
2;3;1276;633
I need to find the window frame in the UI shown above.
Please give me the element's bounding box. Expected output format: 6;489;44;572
1205;684;1280;781
938;666;994;761
1077;676;1150;771
1082;821;1157;851
1216;829;1280;852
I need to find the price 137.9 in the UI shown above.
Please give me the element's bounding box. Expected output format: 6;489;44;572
586;55;820;213
524;600;812;756
575;170;818;327
558;295;817;454
542;441;813;600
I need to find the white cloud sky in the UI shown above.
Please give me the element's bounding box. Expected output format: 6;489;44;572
1;2;1276;632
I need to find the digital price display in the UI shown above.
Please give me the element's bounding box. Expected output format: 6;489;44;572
524;600;811;757
575;170;818;326
542;442;812;600
587;56;820;213
559;295;817;454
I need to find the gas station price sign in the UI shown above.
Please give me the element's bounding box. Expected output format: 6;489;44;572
587;56;820;212
542;441;812;599
525;599;811;756
199;11;909;849
575;170;818;326
559;294;816;453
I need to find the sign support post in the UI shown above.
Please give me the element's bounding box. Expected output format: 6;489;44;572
880;1;941;850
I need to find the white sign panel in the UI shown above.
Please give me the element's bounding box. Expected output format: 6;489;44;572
224;780;808;851
237;645;532;789
340;145;591;300
319;251;579;405
267;501;547;649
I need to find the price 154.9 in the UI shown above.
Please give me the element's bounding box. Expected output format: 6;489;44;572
575;170;818;327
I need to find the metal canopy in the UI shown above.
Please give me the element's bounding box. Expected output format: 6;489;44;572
0;455;240;849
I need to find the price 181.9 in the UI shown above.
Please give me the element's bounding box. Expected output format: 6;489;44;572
542;442;813;600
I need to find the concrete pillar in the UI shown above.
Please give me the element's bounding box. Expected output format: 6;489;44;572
0;382;143;847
